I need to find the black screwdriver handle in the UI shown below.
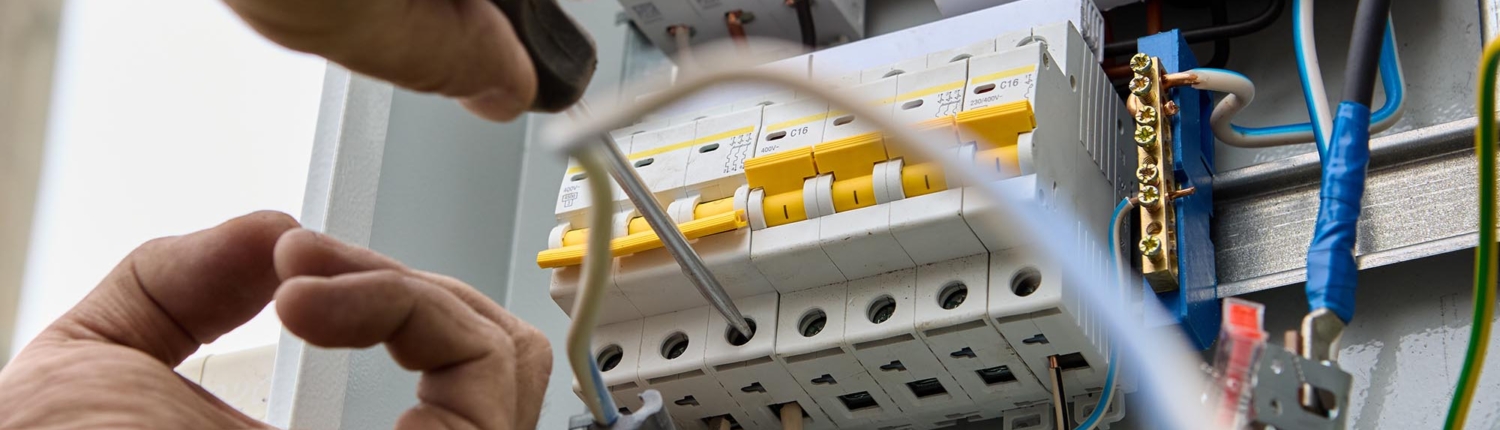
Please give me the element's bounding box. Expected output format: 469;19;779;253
489;0;598;112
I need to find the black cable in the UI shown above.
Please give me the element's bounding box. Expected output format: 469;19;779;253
1204;0;1231;68
1104;0;1284;58
792;0;816;48
1342;0;1391;105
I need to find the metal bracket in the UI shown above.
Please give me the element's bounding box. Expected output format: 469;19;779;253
569;390;677;430
1250;347;1352;430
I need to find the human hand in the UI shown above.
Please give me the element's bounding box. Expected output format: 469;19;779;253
0;211;551;429
222;0;539;121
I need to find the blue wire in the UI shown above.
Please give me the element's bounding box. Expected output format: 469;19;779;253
1230;13;1402;152
1075;199;1130;430
589;360;621;424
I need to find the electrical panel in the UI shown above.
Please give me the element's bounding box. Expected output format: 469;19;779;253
537;17;1134;429
618;0;865;60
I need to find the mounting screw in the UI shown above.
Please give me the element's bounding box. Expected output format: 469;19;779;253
1129;75;1153;96
1134;125;1157;148
1140;236;1162;257
1129;54;1152;74
1134;105;1157;126
1139;185;1161;207
1136;164;1159;184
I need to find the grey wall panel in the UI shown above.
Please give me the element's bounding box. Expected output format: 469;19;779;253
340;87;530;427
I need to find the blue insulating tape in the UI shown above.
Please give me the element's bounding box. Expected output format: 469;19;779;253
1305;102;1371;323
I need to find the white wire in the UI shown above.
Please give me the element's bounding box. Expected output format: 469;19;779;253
568;146;620;424
1296;0;1333;147
1184;69;1291;148
551;66;1217;430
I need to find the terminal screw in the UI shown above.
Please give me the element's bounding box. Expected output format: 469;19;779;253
1134;125;1157;147
1129;75;1153;96
1134;105;1157;126
1136;164;1159;184
1129;54;1152;73
1139;185;1161;207
1163;101;1180;116
1140;236;1162;257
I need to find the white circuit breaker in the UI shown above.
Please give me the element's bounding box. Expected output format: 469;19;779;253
538;9;1129;428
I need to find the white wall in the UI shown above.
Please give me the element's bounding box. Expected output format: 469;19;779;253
11;0;325;358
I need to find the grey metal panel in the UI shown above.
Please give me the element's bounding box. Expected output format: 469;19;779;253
1214;118;1481;297
505;113;576;430
268;66;393;429
336;87;532;428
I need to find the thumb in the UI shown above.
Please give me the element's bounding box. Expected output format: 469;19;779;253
223;0;537;121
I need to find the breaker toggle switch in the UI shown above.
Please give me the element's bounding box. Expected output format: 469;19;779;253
536;197;749;268
955;100;1035;179
812;132;889;213
745;146;820;228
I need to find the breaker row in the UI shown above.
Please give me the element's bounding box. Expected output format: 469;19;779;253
584;253;1126;430
542;21;1133;430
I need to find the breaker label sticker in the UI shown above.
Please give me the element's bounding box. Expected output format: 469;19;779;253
724;133;754;174
967;72;1035;110
934;89;963;117
558;182;584;210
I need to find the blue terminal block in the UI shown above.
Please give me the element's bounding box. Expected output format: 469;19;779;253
1137;30;1220;350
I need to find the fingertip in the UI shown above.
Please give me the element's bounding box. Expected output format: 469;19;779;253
275;272;412;348
240;210;301;234
460;87;531;122
273;229;321;279
274;228;403;279
201;211;299;261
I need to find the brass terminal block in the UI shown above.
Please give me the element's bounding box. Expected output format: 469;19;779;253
1129;54;1181;293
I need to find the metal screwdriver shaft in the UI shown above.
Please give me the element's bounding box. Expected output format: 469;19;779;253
567;102;753;337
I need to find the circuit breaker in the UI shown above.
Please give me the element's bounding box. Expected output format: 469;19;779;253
537;11;1132;430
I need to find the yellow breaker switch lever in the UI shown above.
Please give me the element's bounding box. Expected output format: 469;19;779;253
537;197;747;268
887;117;958;198
813;132;888;212
745;146;818;227
955;100;1035;178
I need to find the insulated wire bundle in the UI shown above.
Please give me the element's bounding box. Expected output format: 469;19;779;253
1188;0;1404;149
1443;35;1500;430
